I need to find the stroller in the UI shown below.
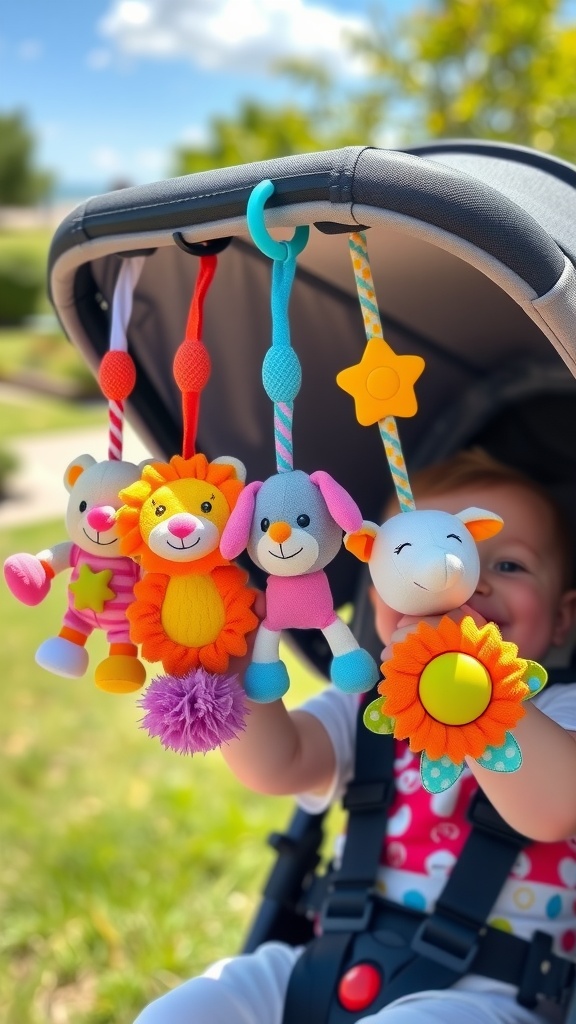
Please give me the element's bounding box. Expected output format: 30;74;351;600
48;140;576;1021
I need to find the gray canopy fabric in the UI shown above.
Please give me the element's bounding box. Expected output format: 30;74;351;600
47;140;576;673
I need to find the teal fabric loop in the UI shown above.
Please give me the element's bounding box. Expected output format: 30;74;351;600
261;255;302;404
262;346;301;403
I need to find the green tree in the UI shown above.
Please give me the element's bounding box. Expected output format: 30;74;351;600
353;0;576;159
174;64;384;174
175;0;576;174
0;111;53;205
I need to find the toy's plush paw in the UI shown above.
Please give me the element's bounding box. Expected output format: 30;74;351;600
4;553;51;606
35;636;89;678
95;655;147;694
245;660;290;702
330;648;379;693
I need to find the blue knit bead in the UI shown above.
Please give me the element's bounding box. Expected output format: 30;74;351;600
262;346;301;403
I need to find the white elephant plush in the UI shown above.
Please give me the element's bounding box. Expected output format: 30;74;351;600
345;507;547;793
345;506;503;615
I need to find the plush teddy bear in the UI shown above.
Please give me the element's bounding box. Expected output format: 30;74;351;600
3;454;147;693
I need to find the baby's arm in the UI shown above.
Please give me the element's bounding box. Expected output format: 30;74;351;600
221;700;337;797
466;709;576;842
387;606;576;842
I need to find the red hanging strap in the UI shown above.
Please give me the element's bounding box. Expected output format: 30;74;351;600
173;254;216;459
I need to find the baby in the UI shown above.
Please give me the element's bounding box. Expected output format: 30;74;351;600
134;449;576;1024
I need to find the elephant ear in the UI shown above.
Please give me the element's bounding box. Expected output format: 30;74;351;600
344;522;378;562
456;507;503;541
63;454;95;492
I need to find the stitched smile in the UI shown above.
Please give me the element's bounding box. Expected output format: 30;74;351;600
83;528;117;546
167;536;201;550
269;547;304;560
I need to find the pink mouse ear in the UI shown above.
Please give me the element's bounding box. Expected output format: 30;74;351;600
309;471;362;533
220;481;262;560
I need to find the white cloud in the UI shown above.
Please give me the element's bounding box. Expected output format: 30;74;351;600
98;0;368;75
86;48;112;70
18;38;43;61
91;145;125;175
88;144;168;184
179;123;210;147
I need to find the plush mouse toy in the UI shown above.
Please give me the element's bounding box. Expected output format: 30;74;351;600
220;468;379;702
4;454;147;693
346;508;548;792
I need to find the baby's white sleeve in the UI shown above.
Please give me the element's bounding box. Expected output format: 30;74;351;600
533;681;576;731
294;686;358;814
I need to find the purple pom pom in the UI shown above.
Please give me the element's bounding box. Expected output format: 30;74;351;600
139;668;248;754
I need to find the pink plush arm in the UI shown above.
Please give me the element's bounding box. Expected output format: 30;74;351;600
4;553;53;606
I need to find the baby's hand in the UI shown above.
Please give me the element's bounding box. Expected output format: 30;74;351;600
228;591;266;683
382;604;487;663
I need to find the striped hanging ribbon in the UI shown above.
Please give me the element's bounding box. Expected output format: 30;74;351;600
349;231;415;512
100;256;145;460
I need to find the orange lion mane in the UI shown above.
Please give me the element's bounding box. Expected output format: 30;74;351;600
116;453;243;574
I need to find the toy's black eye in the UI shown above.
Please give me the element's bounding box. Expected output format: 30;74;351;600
201;501;212;513
394;542;411;554
260;518;270;532
296;514;310;528
447;533;462;543
155;504;167;517
79;500;87;513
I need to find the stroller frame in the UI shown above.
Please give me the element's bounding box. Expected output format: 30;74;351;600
48;140;576;1020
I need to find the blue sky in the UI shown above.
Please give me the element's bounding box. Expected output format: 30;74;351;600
1;0;394;195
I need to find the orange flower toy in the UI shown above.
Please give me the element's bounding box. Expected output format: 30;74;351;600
338;232;547;793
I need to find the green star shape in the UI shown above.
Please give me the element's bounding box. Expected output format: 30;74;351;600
70;564;115;612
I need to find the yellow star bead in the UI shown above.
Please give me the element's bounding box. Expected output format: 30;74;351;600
336;338;425;426
70;564;115;612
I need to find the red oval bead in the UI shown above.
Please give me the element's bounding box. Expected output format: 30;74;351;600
337;962;382;1011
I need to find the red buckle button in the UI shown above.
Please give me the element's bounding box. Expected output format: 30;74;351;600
337;962;382;1011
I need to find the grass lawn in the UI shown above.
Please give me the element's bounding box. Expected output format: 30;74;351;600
0;385;107;440
0;328;107;441
0;518;332;1024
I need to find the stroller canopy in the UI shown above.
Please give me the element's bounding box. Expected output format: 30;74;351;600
48;140;576;672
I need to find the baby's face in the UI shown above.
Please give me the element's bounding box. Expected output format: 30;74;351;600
372;481;575;662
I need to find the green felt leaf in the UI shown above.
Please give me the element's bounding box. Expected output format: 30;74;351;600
476;731;522;773
420;753;464;794
363;695;395;735
522;660;548;699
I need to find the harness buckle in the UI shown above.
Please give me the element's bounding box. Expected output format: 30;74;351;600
411;914;479;975
342;779;395;813
321;886;375;933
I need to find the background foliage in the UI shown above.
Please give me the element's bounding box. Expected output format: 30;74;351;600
176;0;576;174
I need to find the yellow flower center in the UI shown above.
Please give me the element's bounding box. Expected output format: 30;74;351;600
418;652;492;725
366;366;400;400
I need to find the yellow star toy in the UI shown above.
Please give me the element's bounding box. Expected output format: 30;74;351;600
70;564;115;613
336;337;425;426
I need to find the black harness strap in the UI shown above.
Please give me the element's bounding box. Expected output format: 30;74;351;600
282;687;576;1023
283;687;394;1024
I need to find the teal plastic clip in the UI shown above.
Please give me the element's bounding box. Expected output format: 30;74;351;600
246;179;309;261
